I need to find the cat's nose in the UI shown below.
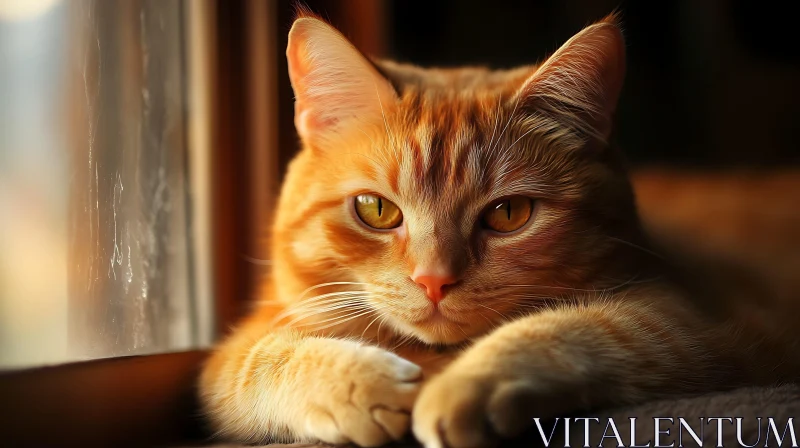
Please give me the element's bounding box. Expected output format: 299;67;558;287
411;273;458;304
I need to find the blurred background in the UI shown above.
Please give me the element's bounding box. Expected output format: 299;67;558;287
271;0;800;169
0;0;798;369
387;0;800;168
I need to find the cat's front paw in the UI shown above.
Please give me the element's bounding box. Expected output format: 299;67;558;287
413;372;572;448
297;340;422;447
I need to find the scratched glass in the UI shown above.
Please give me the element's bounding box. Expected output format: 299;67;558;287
0;0;202;368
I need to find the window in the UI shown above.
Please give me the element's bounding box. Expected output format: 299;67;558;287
0;0;214;369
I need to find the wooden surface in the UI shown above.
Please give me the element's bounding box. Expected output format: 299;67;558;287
0;351;209;448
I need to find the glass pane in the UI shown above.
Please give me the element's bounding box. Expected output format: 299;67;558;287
0;0;204;369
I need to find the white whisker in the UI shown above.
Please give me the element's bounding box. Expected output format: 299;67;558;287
300;309;377;332
296;281;369;301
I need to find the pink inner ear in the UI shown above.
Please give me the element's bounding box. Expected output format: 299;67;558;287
285;17;399;144
294;106;341;137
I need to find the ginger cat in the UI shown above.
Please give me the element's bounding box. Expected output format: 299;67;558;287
199;12;800;447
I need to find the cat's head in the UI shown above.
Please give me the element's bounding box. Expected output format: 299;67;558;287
273;13;640;345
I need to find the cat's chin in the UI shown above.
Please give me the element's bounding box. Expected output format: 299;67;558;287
414;329;470;345
390;315;472;346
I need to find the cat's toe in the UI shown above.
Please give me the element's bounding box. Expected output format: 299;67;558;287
371;407;412;440
305;399;408;447
413;373;572;448
485;379;552;437
304;407;352;445
337;408;397;447
413;374;498;448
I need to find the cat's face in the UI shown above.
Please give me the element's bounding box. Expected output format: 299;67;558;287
275;15;635;344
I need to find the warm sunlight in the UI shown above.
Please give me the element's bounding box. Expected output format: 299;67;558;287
0;0;60;22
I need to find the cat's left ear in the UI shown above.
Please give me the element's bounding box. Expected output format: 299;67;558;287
286;17;398;147
517;14;625;144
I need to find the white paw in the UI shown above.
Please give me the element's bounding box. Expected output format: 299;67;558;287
297;340;422;446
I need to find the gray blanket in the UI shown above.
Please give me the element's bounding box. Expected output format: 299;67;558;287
519;385;800;448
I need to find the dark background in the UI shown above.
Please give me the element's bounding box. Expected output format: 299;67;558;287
274;0;800;168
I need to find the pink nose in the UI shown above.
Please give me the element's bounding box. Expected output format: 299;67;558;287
412;274;458;304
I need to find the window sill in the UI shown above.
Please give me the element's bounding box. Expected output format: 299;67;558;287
0;350;210;447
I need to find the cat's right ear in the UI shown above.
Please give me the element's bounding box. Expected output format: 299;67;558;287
516;14;626;146
286;17;398;147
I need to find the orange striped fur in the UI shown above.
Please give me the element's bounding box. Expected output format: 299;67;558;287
199;12;800;447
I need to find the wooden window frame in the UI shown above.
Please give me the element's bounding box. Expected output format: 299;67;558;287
0;1;384;446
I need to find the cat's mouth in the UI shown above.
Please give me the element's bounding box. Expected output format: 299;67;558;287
412;306;466;326
400;306;474;345
417;310;451;325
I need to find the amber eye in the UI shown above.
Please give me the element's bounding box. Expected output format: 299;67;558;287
481;196;533;233
354;194;403;229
